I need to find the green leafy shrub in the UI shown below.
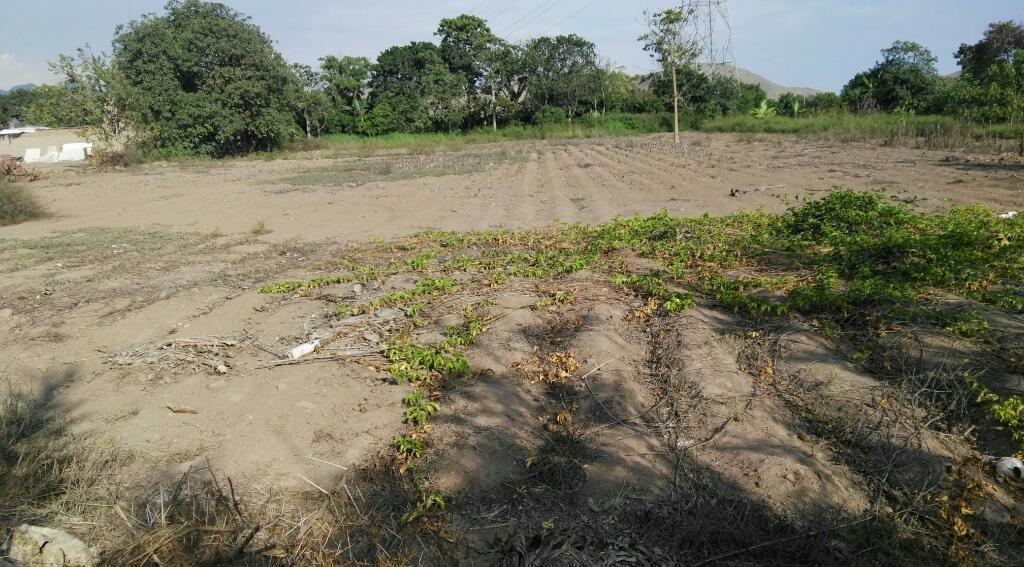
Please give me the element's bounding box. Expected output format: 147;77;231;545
402;390;440;426
393;434;425;458
531;106;567;126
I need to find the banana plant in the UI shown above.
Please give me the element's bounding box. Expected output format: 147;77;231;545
750;99;777;119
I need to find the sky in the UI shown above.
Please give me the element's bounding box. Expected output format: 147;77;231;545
1;0;1020;92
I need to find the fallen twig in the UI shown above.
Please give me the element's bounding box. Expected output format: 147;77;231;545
305;455;347;470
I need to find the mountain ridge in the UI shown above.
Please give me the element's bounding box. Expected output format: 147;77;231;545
0;83;38;96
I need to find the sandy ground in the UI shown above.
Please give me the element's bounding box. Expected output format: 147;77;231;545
5;132;1021;243
1;132;1022;501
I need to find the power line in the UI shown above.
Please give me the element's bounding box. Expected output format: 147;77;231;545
489;0;521;20
467;0;492;16
539;0;603;37
503;0;560;37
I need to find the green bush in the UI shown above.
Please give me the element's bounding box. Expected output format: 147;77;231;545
531;106;568;126
112;0;297;157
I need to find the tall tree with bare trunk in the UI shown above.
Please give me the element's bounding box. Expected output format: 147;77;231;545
640;8;700;144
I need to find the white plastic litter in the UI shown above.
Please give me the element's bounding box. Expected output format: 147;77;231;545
288;340;321;360
995;457;1023;481
997;211;1018;219
2;524;99;566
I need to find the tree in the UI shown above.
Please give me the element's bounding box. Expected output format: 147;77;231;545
320;55;371;112
840;71;878;112
0;88;41;126
479;39;518;130
596;62;633;114
841;41;939;113
952;50;1024;153
523;35;601;123
112;0;296;156
23;85;92;127
319;55;371;133
956;21;1024;81
435;14;496;94
640;7;700;144
290;63;330;138
43;47;129;140
775;92;805;117
368;42;467;133
650;66;762;119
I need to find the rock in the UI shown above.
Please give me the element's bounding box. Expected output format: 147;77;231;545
995;457;1023;481
374;308;400;322
3;524;99;566
782;472;796;483
215;364;228;374
352;283;364;295
0;308;12;319
363;331;380;343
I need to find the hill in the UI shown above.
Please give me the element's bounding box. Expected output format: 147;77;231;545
700;64;822;98
0;83;38;95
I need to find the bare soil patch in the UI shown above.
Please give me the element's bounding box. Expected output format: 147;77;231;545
0;133;1022;564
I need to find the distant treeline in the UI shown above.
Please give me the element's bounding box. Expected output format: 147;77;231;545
0;1;1020;157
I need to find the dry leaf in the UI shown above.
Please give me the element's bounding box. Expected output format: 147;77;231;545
166;405;198;414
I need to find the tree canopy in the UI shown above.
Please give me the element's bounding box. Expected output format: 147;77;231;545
20;2;1022;158
112;0;296;156
841;41;939;113
956;21;1024;81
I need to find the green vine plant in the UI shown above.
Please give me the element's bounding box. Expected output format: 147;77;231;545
966;373;1024;453
403;390;440;426
401;492;446;524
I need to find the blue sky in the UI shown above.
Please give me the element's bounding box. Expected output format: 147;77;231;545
1;1;1020;92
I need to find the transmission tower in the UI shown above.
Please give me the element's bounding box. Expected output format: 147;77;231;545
682;0;737;79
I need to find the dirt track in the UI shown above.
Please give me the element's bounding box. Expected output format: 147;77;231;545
1;133;1023;557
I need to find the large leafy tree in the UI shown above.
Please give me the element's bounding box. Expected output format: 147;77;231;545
367;42;466;133
112;0;296;156
320;55;371;113
841;41;939;113
319;55;371;133
435;14;495;94
523;35;601;122
956;21;1024;81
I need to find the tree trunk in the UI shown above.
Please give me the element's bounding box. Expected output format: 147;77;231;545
492;83;497;132
671;64;680;144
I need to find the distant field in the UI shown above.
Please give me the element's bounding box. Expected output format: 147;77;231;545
700;113;1024;152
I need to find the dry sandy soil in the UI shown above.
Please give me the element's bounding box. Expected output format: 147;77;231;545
1;132;1023;563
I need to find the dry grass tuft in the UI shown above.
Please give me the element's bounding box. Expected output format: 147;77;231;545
91;147;143;169
249;219;273;236
0;382;130;526
0;180;48;227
